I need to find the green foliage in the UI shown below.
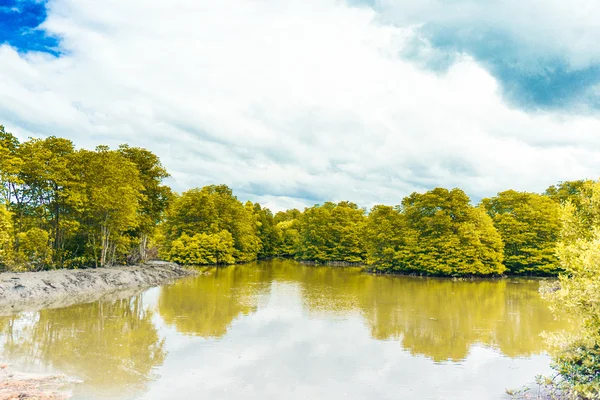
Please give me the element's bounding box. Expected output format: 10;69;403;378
552;341;600;397
15;228;53;271
162;185;261;263
0;204;14;270
0;124;587;276
250;202;280;259
274;208;301;224
163;231;235;265
545;180;594;208
275;219;300;257
273;209;301;257
296;201;367;263
0;125;23;206
0;126;168;270
365;205;409;270
118;145;172;262
13;136;78;265
71;147;143;267
482;190;561;275
377;188;505;276
541;180;600;399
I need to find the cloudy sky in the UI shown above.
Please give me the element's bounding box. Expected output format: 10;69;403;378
1;0;600;211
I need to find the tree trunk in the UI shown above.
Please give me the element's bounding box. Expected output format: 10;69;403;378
100;223;111;267
139;233;148;262
53;192;60;254
90;235;98;268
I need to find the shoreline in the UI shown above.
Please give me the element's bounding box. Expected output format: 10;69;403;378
289;259;557;279
0;363;78;400
0;261;196;315
0;258;555;316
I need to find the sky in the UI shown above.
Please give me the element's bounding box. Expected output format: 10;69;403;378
1;0;600;211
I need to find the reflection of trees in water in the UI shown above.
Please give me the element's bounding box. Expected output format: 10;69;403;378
293;266;572;362
0;296;165;396
267;261;365;314
0;260;575;398
158;266;273;337
157;262;364;338
0;314;21;350
358;278;512;362
158;261;572;362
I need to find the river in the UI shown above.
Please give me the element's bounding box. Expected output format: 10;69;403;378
0;260;574;399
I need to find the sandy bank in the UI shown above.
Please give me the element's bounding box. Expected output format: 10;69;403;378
0;261;196;315
0;363;79;399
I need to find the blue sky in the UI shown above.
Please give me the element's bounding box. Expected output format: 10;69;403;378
1;0;600;210
0;0;59;54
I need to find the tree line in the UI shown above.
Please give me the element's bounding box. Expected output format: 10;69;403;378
160;183;578;276
0;125;592;277
0;126;170;270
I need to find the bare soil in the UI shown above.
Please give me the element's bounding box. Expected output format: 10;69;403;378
0;261;196;315
0;363;82;399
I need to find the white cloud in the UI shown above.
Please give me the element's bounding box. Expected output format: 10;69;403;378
1;0;600;211
375;0;600;70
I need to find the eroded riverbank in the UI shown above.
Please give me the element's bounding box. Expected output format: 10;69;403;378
0;261;196;315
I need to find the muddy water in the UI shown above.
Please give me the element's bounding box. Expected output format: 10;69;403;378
0;260;574;399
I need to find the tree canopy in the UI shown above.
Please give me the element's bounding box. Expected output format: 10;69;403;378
160;185;261;264
482;190;561;275
0;126;170;270
0;124;591;277
390;188;505;276
295;201;366;263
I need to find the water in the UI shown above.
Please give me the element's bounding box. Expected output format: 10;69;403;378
0;260;574;399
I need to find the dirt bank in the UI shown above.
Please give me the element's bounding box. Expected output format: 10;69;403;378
0;363;80;399
0;261;196;315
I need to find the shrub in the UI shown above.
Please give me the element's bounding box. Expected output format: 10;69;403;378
16;228;53;271
164;230;235;265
